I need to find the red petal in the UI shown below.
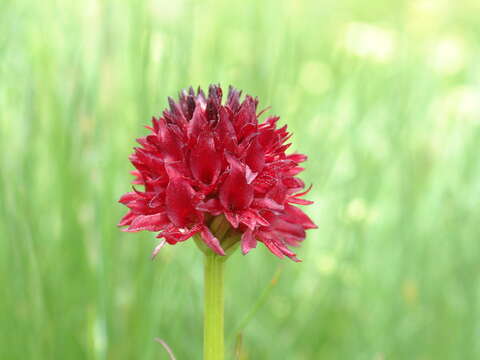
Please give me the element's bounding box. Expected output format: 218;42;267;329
119;192;139;205
165;178;198;227
157;118;184;163
219;154;254;211
260;236;301;262
271;239;301;262
288;167;305;176
158;224;202;243
196;199;222;215
238;123;257;143
124;199;152;213
284;204;317;229
215;107;237;152
262;238;285;259
292;184;313;198
190;132;221;185
239;211;257;230
226;86;242;112
245;139;265;173
283;177;305;193
152;116;160;132
288;198;314;205
266;183;288;206
252;197;284;211
272;218;306;238
241;229;257;254
125;213;169;232
168;96;188;129
188;106;208;142
148;192;165;208
234;96;257;136
250;210;270;227
179;90;196;120
225;212;240;228
287;153;307;163
118;211;135;227
200;226;225;256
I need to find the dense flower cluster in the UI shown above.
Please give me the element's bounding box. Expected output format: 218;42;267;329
118;85;316;261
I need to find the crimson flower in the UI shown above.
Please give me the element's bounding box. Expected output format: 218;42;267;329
118;85;317;261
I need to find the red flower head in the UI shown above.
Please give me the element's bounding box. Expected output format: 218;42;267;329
118;85;317;261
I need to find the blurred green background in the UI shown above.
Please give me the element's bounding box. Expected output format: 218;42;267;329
1;0;480;359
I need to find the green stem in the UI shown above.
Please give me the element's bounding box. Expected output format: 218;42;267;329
204;253;224;360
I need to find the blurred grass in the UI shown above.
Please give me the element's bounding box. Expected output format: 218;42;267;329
1;0;480;359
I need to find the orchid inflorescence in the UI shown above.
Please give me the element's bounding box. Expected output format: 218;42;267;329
118;85;316;261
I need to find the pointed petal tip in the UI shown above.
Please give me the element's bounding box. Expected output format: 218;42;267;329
241;244;254;255
151;240;166;260
200;226;226;256
241;230;257;255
